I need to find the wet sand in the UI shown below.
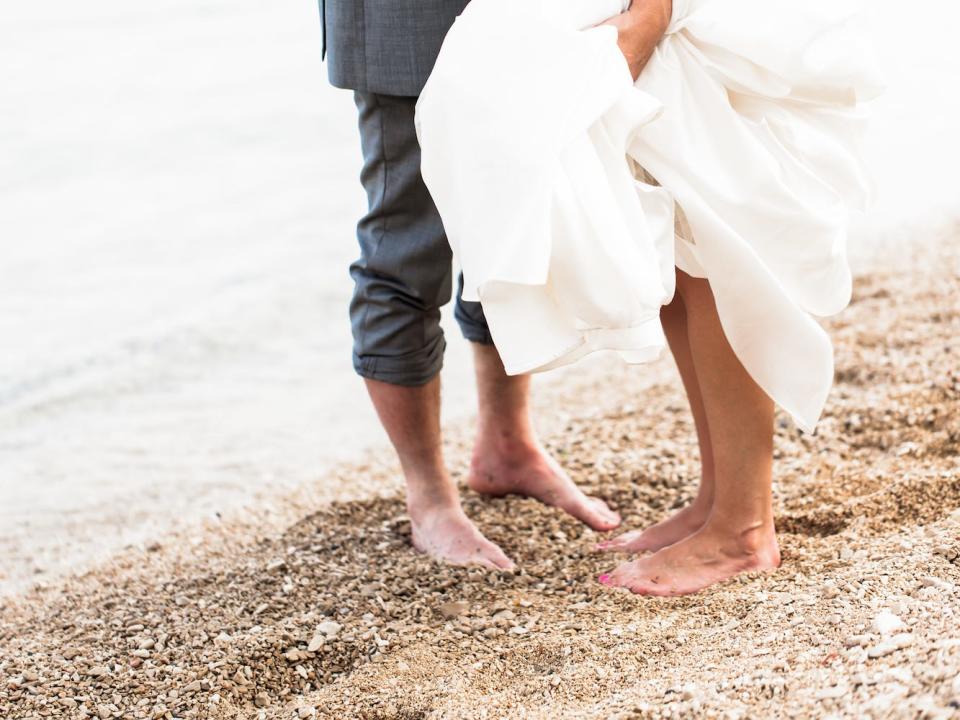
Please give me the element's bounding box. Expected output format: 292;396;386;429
3;235;959;719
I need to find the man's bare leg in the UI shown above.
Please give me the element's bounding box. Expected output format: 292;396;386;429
597;291;715;553
365;376;514;569
464;0;672;535
600;273;780;595
467;343;621;531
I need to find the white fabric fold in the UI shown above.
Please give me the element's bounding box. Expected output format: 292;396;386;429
629;0;882;430
416;0;880;432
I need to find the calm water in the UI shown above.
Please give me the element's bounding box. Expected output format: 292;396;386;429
1;0;958;594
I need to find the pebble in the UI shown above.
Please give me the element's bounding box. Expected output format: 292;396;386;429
439;601;469;619
871;611;905;636
934;545;959;561
814;684;849;700
866;642;897;659
316;620;342;638
845;634;872;649
890;633;915;649
885;667;912;684
284;648;311;662
921;576;955;591
866;634;915;659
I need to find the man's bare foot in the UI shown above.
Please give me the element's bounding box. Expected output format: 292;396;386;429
595;497;711;554
598;522;780;596
468;440;621;532
409;503;515;570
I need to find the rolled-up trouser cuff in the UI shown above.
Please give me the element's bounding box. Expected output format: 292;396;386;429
352;335;446;387
454;274;495;346
455;305;495;345
349;91;494;387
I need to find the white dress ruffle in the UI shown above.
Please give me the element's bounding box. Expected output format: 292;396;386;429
415;0;881;432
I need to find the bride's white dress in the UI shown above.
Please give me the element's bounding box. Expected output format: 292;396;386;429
415;0;882;432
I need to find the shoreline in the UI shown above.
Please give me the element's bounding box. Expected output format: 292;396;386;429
2;212;951;601
4;0;960;608
3;236;959;718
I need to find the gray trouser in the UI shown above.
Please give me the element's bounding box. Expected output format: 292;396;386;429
349;91;493;386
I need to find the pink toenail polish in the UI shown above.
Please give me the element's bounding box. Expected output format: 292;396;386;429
598;574;611;584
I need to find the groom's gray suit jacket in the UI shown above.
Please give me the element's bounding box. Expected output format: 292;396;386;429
321;0;470;96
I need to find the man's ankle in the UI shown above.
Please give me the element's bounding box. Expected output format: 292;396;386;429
473;422;540;463
405;482;462;524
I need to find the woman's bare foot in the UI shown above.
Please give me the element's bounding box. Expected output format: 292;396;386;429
598;521;780;596
595;496;711;554
409;502;514;570
468;441;621;532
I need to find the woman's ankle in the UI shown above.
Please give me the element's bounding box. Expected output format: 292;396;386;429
686;486;714;518
703;514;776;552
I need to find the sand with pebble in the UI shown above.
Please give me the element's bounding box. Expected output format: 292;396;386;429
2;235;959;719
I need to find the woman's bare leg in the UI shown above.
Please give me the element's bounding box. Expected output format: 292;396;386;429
597;290;715;553
600;272;780;596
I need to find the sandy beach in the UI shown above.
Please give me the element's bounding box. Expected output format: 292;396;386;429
3;1;960;718
3;0;960;599
3;235;958;719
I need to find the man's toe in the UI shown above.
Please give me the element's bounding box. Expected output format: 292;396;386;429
589;497;622;528
562;495;620;531
482;541;515;570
